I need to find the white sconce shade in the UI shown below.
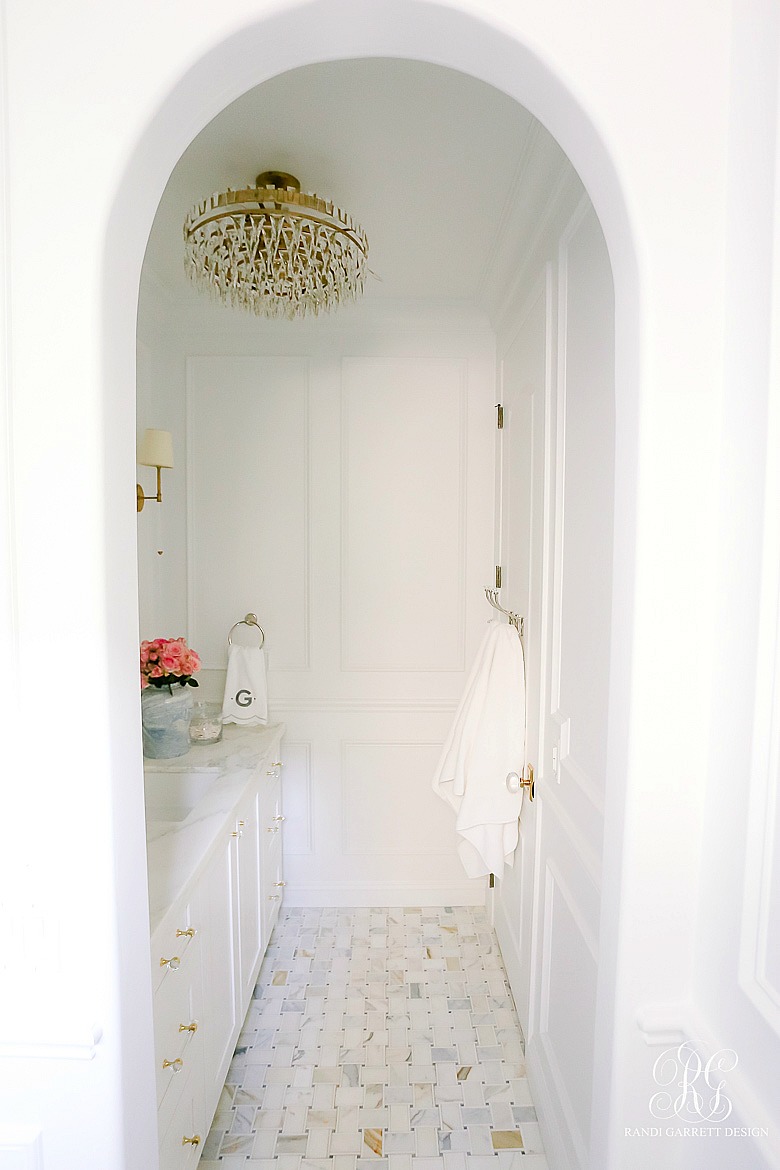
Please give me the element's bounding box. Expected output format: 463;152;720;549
138;428;174;469
137;429;174;512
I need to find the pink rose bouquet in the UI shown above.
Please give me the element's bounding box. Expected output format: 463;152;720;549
140;637;201;691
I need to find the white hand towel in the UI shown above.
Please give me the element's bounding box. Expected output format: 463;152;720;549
221;644;268;725
433;620;501;808
433;620;526;879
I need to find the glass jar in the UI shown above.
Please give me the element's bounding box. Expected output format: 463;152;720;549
189;701;223;746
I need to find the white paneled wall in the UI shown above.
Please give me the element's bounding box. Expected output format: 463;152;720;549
137;301;496;905
187;356;310;671
341;358;466;672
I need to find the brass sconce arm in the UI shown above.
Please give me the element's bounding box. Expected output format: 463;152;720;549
137;464;165;512
136;429;173;512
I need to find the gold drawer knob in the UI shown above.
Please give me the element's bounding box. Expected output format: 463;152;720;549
162;1057;184;1073
176;927;196;939
160;955;181;970
178;1021;198;1033
182;1134;201;1147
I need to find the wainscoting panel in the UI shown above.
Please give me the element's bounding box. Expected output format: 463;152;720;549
186;356;310;671
342;741;456;856
274;707;484;906
341;357;466;673
538;854;598;1141
0;1130;44;1170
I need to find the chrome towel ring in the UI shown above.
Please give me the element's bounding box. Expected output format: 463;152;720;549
227;612;266;648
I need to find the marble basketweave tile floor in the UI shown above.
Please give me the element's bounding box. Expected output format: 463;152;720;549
198;905;549;1170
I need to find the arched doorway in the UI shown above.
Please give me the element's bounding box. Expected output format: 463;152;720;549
103;4;638;1167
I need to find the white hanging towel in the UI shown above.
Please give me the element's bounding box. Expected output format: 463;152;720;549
432;619;526;879
221;644;268;725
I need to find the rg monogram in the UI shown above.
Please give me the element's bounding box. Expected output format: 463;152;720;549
649;1043;737;1123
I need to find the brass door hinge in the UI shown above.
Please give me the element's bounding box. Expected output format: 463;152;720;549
495;565;502;589
496;403;504;429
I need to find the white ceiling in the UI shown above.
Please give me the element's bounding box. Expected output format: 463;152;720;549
142;58;573;312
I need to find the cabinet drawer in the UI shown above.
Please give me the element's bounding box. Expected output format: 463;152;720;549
152;909;200;995
154;938;202;1110
154;973;203;1109
260;778;283;835
158;1055;206;1170
263;832;284;941
259;759;282;812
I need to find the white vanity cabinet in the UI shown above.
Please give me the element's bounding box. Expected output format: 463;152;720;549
146;725;284;1170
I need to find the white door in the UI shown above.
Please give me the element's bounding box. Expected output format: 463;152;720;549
493;197;615;1170
492;268;551;1042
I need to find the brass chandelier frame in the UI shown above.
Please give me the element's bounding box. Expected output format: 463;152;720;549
184;171;368;319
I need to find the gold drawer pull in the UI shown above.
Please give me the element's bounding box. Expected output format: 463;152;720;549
176;927;196;939
266;826;279;833
275;881;286;887
160;955;181;970
273;815;285;822
182;1134;201;1147
268;894;281;901
162;1057;184;1073
178;1021;198;1033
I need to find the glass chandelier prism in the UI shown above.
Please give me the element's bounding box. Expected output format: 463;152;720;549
184;170;368;319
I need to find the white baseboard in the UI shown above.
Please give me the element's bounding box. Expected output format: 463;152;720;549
283;881;485;907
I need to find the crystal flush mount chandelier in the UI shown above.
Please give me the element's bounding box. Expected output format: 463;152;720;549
183;170;368;319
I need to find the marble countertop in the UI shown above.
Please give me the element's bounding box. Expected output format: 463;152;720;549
145;723;284;939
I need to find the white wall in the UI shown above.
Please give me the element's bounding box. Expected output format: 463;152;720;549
681;8;780;1170
137;288;496;905
1;1;771;1168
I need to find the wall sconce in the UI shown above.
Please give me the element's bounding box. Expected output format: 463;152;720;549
136;429;174;512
